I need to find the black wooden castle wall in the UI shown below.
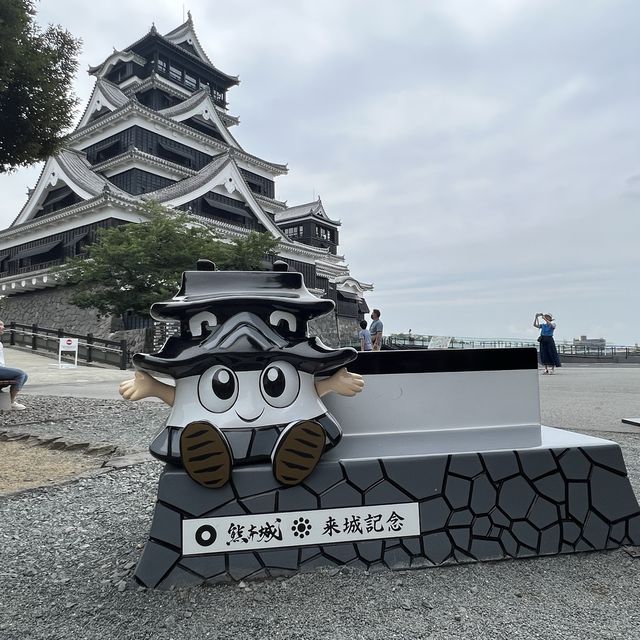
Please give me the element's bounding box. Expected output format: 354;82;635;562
104;34;234;108
83;127;276;200
0;219;125;277
107;169;175;195
83;126;214;169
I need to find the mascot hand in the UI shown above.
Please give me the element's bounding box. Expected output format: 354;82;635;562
119;371;161;402
316;367;365;398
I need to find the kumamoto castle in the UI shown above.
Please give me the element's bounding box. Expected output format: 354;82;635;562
0;15;371;350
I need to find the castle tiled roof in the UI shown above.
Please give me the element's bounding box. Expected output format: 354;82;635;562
88;16;239;86
275;198;340;226
159;88;243;149
8;148;131;228
75;79;131;130
162;13;216;69
123;74;240;126
91;148;197;179
142;151;290;241
98;79;130;108
144;153;231;203
88;50;147;75
160;88;207;118
55;149;129;198
69;100;287;175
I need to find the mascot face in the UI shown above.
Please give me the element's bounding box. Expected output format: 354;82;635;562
169;361;327;429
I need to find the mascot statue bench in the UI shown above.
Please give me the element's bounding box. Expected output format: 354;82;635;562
121;261;640;589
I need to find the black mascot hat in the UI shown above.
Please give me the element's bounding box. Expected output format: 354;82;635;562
133;260;357;378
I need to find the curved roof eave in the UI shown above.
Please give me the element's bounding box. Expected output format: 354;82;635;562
159;89;243;150
143;153;288;241
75;79;130;130
162;13;239;85
10;149;130;227
70;101;287;175
88;49;147;76
2;191;138;242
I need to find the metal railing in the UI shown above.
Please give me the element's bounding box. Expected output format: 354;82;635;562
16;259;63;274
383;336;538;350
5;322;129;370
554;343;640;359
343;334;640;360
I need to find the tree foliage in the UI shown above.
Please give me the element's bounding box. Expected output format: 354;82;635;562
57;202;280;317
0;0;80;172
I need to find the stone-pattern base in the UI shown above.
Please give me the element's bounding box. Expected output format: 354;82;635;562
135;442;640;589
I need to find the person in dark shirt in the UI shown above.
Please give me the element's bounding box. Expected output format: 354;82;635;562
370;309;384;351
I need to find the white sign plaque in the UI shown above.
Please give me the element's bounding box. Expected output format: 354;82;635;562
428;336;452;349
59;337;79;351
182;502;420;555
58;337;79;368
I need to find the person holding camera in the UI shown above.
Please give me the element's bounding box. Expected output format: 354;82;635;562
534;313;561;374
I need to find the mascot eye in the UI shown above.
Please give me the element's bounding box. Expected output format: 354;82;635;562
198;366;238;413
260;361;300;408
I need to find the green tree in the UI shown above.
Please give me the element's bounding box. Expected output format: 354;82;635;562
0;0;80;172
56;202;280;318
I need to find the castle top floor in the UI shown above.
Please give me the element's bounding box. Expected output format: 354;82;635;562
88;14;238;109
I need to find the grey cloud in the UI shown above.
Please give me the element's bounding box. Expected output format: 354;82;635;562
0;0;638;343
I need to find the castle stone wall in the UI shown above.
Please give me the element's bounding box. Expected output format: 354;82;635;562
308;314;339;348
308;314;358;348
0;286;112;336
0;286;355;357
0;286;154;357
337;316;360;347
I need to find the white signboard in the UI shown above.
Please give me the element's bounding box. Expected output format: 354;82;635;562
59;337;78;351
58;337;79;367
428;336;452;349
182;502;420;556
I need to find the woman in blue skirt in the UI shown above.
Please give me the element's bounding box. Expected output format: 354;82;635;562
534;313;561;374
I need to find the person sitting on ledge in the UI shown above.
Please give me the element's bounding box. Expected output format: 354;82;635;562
0;320;28;410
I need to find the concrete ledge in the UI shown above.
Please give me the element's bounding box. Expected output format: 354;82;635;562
135;427;640;588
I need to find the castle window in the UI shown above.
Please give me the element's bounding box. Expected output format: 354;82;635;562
315;225;332;241
211;86;225;104
37;186;81;216
9;239;62;268
63;232;89;255
0;252;10;274
95;139;122;163
184;73;198;90
285;225;304;238
157;140;192;168
108;64;126;83
169;63;182;82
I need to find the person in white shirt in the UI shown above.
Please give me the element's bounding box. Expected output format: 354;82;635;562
0;320;28;410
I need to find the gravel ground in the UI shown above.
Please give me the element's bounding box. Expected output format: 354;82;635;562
0;397;168;456
1;383;640;640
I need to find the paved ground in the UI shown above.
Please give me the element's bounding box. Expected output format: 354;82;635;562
0;349;639;640
2;347;146;400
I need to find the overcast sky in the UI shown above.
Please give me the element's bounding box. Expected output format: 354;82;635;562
1;0;638;344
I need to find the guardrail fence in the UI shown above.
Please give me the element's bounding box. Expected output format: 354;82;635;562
6;322;129;370
343;335;640;360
